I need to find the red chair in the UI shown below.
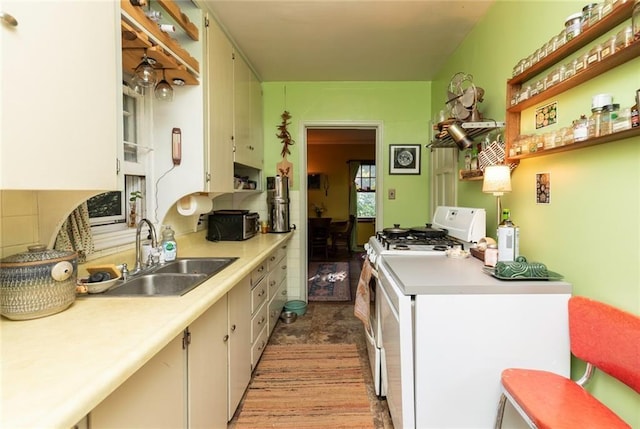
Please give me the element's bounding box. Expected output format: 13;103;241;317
494;295;640;429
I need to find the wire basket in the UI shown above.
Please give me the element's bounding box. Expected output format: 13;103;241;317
478;141;518;171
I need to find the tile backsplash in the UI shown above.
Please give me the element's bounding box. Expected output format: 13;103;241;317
0;191;41;258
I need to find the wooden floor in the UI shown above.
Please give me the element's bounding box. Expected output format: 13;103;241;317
229;248;393;429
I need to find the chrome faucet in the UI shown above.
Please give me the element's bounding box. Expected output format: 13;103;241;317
133;218;158;275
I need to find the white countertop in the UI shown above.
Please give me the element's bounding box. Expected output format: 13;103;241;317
381;254;572;295
0;231;292;429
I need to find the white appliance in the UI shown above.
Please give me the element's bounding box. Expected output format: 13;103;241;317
362;206;485;398
363;206;572;428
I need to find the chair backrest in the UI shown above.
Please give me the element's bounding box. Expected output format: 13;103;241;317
569;296;640;393
309;217;332;240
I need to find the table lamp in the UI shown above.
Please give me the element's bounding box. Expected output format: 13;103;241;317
482;165;512;225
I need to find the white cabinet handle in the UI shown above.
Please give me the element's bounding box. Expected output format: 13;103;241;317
0;12;18;27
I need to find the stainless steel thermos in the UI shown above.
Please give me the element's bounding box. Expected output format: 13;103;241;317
267;176;291;233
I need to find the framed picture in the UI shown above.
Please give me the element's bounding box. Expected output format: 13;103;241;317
389;144;421;175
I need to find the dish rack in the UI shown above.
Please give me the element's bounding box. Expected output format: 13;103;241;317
478;140;518;171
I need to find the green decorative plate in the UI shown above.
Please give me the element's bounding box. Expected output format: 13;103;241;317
482;267;564;281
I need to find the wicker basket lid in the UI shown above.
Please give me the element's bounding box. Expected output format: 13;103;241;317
0;244;76;267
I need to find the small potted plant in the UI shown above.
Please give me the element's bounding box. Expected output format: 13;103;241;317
128;191;143;227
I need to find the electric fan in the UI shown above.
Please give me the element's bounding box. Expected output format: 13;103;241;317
446;72;485;122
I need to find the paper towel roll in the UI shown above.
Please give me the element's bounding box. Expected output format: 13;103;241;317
177;195;213;216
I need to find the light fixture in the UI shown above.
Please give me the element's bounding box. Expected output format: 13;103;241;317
154;70;174;102
482;165;512;226
447;122;474;150
134;52;157;88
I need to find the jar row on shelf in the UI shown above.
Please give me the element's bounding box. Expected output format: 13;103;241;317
512;0;636;78
509;106;637;156
510;25;636;106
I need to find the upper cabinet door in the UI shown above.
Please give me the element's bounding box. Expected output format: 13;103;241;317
205;16;234;193
1;1;120;190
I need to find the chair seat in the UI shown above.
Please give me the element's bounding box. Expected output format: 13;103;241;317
501;368;631;429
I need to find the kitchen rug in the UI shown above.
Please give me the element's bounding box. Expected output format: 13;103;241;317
233;343;374;428
307;262;351;301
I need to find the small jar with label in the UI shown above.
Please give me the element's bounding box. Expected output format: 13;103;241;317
565;12;582;40
574;115;589;142
600;34;616;60
575;53;589;74
588;107;603;139
581;3;599;30
601;0;615;17
600;104;619;135
563;60;576;80
556;30;567;49
615;26;633;52
587;43;602;66
563;126;575;145
633;0;640;41
484;244;498;268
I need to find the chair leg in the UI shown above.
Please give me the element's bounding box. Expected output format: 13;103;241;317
494;393;507;429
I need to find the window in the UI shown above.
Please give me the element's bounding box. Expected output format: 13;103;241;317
88;84;150;248
355;163;375;218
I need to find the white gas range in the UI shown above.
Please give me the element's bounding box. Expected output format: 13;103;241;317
366;206;486;261
362;206;572;429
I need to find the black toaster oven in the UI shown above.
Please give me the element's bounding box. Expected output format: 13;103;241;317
207;210;259;241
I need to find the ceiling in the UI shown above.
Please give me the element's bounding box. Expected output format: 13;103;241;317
200;0;495;82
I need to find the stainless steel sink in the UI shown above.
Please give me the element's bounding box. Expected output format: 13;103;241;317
103;273;209;296
95;257;237;297
153;258;236;275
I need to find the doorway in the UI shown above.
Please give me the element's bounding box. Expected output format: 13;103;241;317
302;123;382;301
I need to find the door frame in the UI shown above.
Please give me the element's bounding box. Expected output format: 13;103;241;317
299;120;384;301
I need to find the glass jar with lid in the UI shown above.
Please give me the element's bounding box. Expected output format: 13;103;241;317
581;3;599;30
563;60;576;80
633;0;640;41
573;115;589;142
588;107;603;139
600;34;616;60
587;43;602;66
556;30;567;48
588;3;603;27
615;26;633;52
565;12;582;40
601;0;615;17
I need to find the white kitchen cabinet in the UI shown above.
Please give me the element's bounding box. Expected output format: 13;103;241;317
188;298;228;429
227;274;251;420
0;1;120;190
204;15;234;193
267;244;288;334
233;53;263;170
91;333;187;428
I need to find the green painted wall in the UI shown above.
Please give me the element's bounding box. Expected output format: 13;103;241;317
432;1;640;425
262;82;432;227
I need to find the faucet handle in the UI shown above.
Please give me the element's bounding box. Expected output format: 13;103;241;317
119;263;129;280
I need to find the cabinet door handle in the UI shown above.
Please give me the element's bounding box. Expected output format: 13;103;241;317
223;334;229;343
258;340;266;351
281;265;287;270
258;289;265;297
0;12;18;27
231;324;236;332
270;280;276;287
281;289;287;296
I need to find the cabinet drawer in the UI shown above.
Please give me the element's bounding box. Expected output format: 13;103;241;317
251;325;268;369
267;266;286;298
268;282;288;334
251;262;267;287
251;302;268;343
267;246;287;270
251;277;268;314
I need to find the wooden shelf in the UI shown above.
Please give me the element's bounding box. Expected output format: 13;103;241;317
121;0;199;76
507;1;635;85
459;169;484;181
507;127;640;161
508;41;640;113
504;1;638;163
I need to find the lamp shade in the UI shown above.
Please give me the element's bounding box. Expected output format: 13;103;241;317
482;165;512;195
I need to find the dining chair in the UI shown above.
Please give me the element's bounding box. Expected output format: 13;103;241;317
308;217;332;260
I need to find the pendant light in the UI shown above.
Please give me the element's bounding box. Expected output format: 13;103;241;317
134;51;157;88
154;70;174;102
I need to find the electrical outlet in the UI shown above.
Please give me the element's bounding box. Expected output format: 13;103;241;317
388;188;396;200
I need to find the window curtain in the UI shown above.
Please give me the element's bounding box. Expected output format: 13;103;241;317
348;160;361;250
54;202;95;263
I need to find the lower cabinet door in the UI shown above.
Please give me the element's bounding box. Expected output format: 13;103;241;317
91;334;186;428
251;326;268;369
188;297;228;429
